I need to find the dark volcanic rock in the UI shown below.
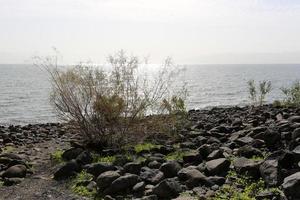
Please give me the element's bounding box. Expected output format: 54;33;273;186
140;167;164;184
84;163;117;177
206;158;230;176
62;148;84;161
76;151;93;166
152;178;182;199
2;164;27;178
54;160;81;180
123;162;142;175
282;172;300;199
233;157;261;178
104;174;140;194
159;161;182;178
96;171;121;191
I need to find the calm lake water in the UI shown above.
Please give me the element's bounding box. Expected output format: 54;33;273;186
0;64;300;125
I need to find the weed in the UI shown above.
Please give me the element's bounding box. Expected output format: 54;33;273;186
134;143;160;153
50;149;64;164
70;170;96;198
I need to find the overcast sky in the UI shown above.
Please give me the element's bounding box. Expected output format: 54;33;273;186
1;0;300;64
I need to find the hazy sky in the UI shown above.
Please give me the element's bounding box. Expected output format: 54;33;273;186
1;0;300;64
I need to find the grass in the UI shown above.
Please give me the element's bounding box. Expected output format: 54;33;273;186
211;170;282;200
70;170;96;198
164;150;190;161
134;142;160;153
2;145;15;153
50;149;64;164
92;154;116;163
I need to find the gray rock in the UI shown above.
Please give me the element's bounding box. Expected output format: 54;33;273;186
282;172;300;199
54;160;81;180
2;164;27;178
259;157;281;186
140;167;164;184
104;174;140;194
96;171;121;191
178;166;211;188
159;161;182;178
152;178;182;198
84;163;117;177
233;157;261;178
123;162;142;175
206;158;230;176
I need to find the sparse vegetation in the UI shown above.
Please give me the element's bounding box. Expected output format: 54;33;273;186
134;142;160;153
36;50;187;147
165;150;189;161
247;80;272;106
50;149;64;164
92;154;116;164
281;80;300;107
70;170;96;198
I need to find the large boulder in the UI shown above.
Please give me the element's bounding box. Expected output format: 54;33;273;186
282;172;300;199
233;157;261;179
206;158;230;176
2;164;27;178
152;178;182;199
76;151;93;166
96;171;121;191
123;162;142;175
104;174;140;194
54;160;81;180
140;167;164;184
159;161;182;178
62;148;84;161
84;163;117;177
178;166;211;188
259;157;281;186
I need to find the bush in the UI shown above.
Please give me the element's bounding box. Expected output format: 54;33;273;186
35;50;187;147
247;80;271;106
281;81;300;107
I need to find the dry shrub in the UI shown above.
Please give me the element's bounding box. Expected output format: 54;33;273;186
35;50;187;147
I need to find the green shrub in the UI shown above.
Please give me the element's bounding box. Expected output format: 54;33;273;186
36;50;187;147
70;170;95;197
247;80;272;106
281;80;300;106
165;150;189;161
50;149;64;164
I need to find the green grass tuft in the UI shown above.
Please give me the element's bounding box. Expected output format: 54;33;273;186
134;143;160;153
50;149;64;164
70;170;96;197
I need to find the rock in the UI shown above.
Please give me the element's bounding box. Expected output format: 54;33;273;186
233;157;261;178
141;195;158;200
148;161;161;169
182;151;202;164
159;161;182;178
132;181;146;193
255;190;282;200
206;158;230;176
152;178;183;198
235;137;254;146
2;164;27;178
104;174;139;194
140;167;164;184
288;116;300;123
3;177;24;186
282;172;300;199
207;150;224;160
206;176;225;186
292;128;300;140
260;157;281;186
236;145;263;158
178;166;211;188
96;171;121;191
54;160;81;180
84;163;117;177
113;155;132;166
76;151;93;166
123;162;142;175
62;148;84;161
197;144;212;159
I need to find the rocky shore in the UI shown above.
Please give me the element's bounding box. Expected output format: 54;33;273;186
2;105;300;199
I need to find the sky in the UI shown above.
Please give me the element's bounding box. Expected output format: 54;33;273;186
1;0;300;64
